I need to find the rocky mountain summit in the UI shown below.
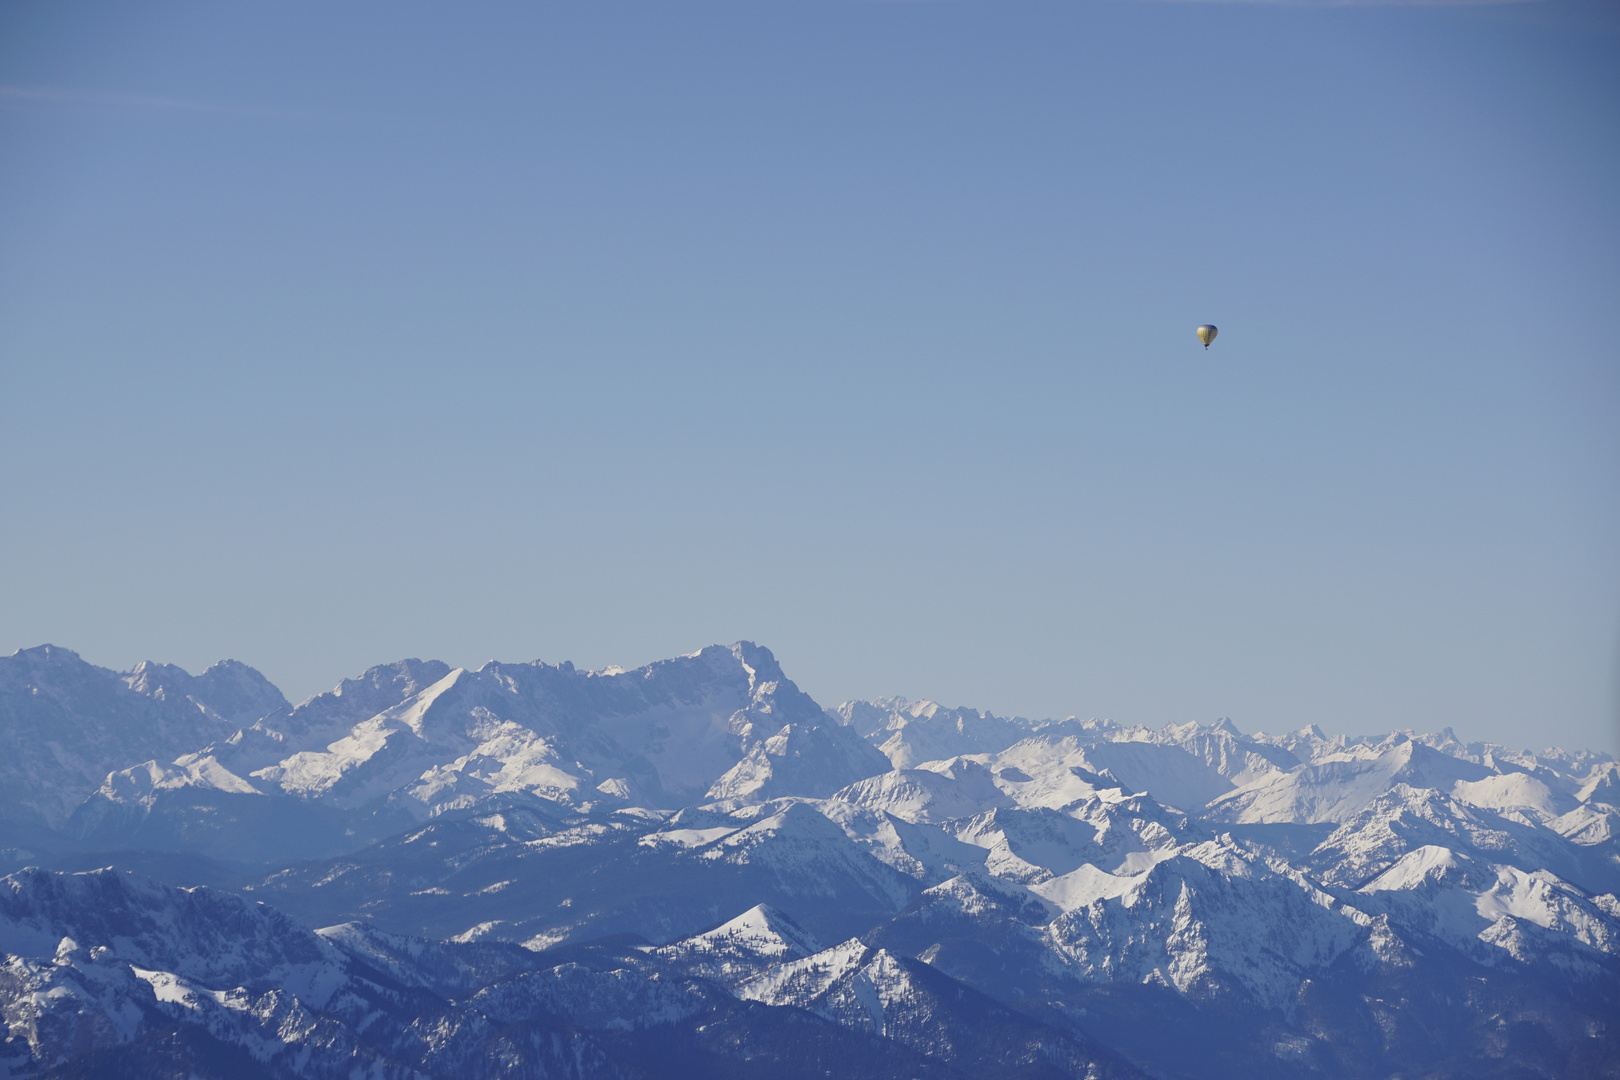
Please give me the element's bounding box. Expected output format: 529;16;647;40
0;642;1615;1078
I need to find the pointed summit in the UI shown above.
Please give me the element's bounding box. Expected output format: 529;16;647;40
653;902;824;992
688;903;821;960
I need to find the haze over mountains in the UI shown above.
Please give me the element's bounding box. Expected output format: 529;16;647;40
1;642;1616;1079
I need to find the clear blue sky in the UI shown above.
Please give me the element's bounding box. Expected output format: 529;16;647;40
2;1;1616;753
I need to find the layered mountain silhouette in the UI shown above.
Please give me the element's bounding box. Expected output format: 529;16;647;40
1;642;1616;1078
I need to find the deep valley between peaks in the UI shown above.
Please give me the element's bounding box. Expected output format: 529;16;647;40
1;641;1617;1079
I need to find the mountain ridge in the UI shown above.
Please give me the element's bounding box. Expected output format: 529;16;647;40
1;640;1615;1079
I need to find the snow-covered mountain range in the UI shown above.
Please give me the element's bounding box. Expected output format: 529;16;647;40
1;642;1615;1078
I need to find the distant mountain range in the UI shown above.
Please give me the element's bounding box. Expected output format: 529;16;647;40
1;642;1616;1078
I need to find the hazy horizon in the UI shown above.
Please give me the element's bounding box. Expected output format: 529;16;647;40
8;637;1613;759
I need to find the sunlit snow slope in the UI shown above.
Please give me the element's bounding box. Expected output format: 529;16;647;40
1;642;1615;1079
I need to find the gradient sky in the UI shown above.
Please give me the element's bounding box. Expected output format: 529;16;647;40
2;1;1617;753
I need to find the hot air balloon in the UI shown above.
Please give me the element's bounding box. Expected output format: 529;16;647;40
1196;325;1218;349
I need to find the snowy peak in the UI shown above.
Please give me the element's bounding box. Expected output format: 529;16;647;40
0;867;346;997
1355;843;1620;972
1207;738;1495;825
0;646;258;827
1149;720;1300;786
1359;843;1473;892
654;904;823;990
276;657;454;741
92;755;262;809
831;759;1013;824
5;640;1620;1080
1073;740;1236;810
1579;762;1620;807
708;719;890;803
124;658;289;727
691;903;822;959
237;642;879;816
1452;771;1577;818
836;697;1037;770
726;641;823;721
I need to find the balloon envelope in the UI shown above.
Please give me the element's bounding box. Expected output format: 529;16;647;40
1196;324;1218;347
